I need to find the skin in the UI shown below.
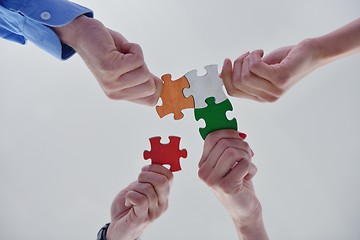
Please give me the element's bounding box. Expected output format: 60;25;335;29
104;130;268;240
106;165;173;240
198;130;269;240
222;17;360;102
53;15;162;106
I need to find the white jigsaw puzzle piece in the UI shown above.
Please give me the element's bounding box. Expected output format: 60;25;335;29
183;64;227;109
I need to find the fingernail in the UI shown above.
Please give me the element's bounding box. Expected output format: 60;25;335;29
238;132;247;139
251;149;255;157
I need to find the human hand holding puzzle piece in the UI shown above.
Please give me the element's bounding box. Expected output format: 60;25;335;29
156;64;238;139
143;136;187;172
145;64;238;172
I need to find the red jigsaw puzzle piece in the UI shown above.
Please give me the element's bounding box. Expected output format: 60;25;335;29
143;136;187;172
156;74;194;120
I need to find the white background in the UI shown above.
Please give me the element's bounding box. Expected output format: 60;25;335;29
1;0;360;239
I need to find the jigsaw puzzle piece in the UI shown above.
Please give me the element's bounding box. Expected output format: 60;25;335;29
183;64;227;109
143;136;187;172
194;97;238;140
156;74;195;120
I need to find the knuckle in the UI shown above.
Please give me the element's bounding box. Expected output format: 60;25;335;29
219;181;233;194
101;80;116;91
206;178;218;188
273;87;285;97
264;95;279;103
223;147;239;158
226;86;238;96
233;57;243;66
242;158;251;169
105;91;123;100
156;175;168;186
97;58;118;77
143;79;157;95
248;60;260;71
241;74;252;85
204;132;218;146
197;169;206;181
217;139;231;151
241;141;250;150
143;183;154;192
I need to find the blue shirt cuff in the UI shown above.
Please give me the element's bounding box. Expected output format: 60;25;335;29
0;0;93;60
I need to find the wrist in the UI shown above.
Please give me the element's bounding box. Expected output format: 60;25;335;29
52;15;97;50
297;37;329;68
233;214;269;240
106;222;146;240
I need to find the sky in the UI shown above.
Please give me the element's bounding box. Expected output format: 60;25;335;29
1;0;360;239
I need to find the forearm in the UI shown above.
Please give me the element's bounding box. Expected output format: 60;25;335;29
233;214;269;240
106;221;146;240
52;14;94;49
312;17;360;64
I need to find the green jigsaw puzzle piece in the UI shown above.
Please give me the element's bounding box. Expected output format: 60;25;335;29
194;97;238;140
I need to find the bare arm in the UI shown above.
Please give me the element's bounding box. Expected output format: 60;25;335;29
198;130;269;240
222;18;360;102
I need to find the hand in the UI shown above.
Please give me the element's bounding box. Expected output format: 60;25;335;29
53;16;162;106
221;39;321;102
198;129;268;240
106;165;173;240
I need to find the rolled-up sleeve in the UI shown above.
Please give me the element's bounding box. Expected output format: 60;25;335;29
0;0;93;60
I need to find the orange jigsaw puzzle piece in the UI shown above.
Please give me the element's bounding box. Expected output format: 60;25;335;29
156;74;195;120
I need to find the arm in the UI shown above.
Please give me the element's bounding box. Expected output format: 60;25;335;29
106;164;173;240
0;0;93;59
0;0;162;105
52;15;162;105
198;130;268;240
222;17;360;102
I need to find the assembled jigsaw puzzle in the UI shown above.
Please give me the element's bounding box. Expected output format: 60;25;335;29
149;64;239;171
143;136;187;172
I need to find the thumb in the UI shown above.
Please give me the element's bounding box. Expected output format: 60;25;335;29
221;58;235;93
248;49;280;82
107;29;130;52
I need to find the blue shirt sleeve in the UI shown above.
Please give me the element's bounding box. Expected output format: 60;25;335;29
0;0;93;60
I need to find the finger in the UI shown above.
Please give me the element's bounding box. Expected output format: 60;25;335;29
107;32;146;76
125;190;149;220
101;66;151;93
129;75;163;106
244;163;258;181
201;138;252;171
129;182;158;218
247;49;284;85
239;56;279;102
138;172;170;207
246;50;284;97
199;139;252;181
224;156;251;184
115;65;152;89
206;146;252;184
107;29;129;48
141;164;174;184
107;79;157;100
199;129;241;168
221;57;234;90
222;55;261;101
